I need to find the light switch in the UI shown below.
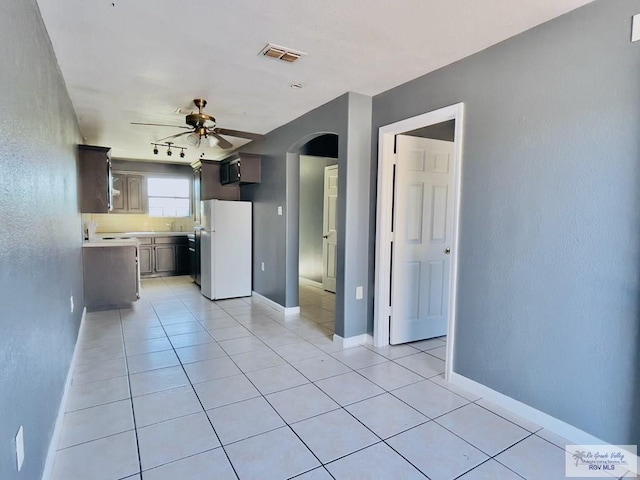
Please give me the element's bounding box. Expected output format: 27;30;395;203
633;14;640;42
277;206;283;216
356;286;363;300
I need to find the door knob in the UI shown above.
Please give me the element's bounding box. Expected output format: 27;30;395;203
323;234;329;239
444;247;451;254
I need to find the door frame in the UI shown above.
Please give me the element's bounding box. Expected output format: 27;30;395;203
373;103;464;382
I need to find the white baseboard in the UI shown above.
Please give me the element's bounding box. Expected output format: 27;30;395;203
251;291;300;316
42;307;87;480
333;333;373;349
450;372;607;446
299;277;323;289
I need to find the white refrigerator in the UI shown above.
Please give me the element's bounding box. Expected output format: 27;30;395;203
200;200;252;300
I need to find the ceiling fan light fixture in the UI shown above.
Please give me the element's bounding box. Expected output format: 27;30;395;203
208;136;219;148
186;133;200;147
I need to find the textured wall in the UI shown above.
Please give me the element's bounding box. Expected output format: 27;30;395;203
0;2;83;478
372;0;640;444
241;95;348;313
242;93;373;338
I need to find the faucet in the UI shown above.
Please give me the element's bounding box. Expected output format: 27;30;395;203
165;222;174;232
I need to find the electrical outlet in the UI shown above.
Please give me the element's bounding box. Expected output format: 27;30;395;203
261;262;265;272
15;426;24;471
633;14;640;42
356;286;363;300
70;295;74;313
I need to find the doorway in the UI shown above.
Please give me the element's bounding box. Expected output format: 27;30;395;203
374;103;464;381
297;135;339;335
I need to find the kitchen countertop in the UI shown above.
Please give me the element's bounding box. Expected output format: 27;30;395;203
83;232;189;247
102;231;190;238
83;238;139;248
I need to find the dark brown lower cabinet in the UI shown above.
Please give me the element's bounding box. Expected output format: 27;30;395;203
176;245;190;275
138;245;153;275
138;235;190;277
155;245;177;273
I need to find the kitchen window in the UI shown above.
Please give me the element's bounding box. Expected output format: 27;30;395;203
147;177;190;217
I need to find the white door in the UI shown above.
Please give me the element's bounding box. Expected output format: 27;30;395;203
322;165;338;293
390;135;454;344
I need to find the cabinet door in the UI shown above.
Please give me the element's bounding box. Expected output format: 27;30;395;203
138;246;153;275
176;245;190;275
111;174;126;212
155;245;176;272
79;145;112;213
127;175;145;213
193;168;201;222
239;154;261;183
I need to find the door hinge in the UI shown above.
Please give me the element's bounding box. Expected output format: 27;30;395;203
392;153;398;165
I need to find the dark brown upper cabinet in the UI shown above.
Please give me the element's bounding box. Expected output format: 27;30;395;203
111;172;146;214
220;153;261;185
192;159;241;202
78;144;112;213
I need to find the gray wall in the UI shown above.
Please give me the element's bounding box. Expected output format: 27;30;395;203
242;92;373;337
299;155;338;283
0;2;84;478
371;0;640;445
405;119;455;141
241;95;348;310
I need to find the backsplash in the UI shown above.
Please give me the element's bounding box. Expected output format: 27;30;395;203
82;214;194;233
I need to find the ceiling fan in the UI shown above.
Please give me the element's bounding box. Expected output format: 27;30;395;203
131;98;265;149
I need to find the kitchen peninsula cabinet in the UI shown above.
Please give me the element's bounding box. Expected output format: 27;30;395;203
79;144;112;213
83;244;138;310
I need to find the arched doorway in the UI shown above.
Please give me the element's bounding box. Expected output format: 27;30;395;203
285;133;340;338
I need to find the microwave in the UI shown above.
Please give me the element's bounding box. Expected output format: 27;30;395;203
220;158;241;185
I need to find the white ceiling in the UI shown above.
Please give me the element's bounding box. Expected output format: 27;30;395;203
37;0;593;163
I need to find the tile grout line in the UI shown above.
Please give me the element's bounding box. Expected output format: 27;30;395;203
144;281;242;480
111;277;544;480
117;308;143;478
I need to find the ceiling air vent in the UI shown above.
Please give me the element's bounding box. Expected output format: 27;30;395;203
259;43;306;63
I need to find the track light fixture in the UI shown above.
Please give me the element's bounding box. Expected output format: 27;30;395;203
150;142;187;159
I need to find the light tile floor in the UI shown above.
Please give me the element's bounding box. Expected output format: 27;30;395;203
50;276;591;479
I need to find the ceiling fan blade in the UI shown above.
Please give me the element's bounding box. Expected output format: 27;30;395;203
131;122;190;129
156;131;191;142
210;133;234;149
214;128;265;141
